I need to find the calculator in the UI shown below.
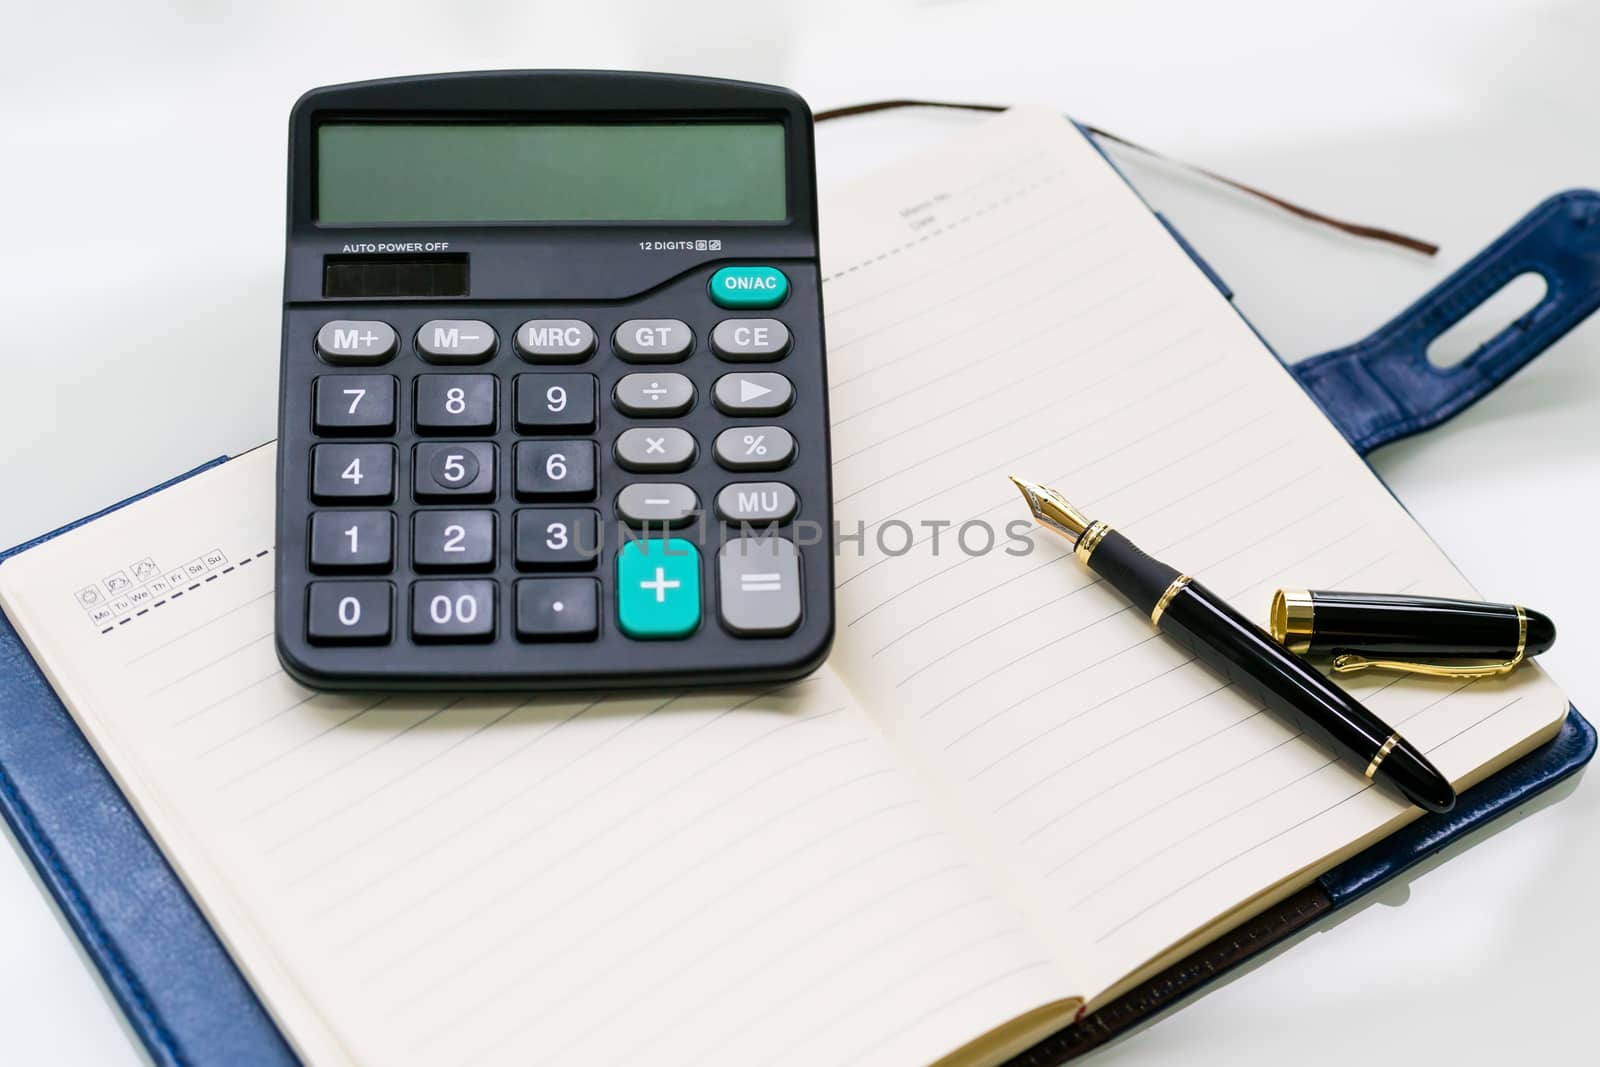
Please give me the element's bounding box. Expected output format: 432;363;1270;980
273;71;834;691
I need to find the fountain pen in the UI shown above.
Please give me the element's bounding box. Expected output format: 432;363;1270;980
1010;476;1456;813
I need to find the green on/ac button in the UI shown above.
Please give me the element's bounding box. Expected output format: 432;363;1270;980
709;266;789;309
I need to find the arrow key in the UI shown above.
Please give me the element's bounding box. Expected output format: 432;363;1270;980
712;372;793;416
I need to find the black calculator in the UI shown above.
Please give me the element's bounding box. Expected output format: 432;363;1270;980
274;71;833;691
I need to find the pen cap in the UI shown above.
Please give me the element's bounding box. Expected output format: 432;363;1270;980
1270;589;1555;661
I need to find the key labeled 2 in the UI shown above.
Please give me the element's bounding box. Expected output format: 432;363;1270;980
413;510;496;571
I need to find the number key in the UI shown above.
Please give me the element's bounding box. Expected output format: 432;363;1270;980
307;581;393;644
515;373;597;433
414;510;496;571
514;440;597;501
412;580;496;642
416;375;496;434
311;444;396;503
309;511;394;572
414;442;496;502
515;508;600;570
314;375;397;435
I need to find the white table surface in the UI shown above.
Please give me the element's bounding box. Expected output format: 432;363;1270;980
4;1;1598;1063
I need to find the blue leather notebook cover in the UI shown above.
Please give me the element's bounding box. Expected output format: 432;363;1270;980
3;177;1598;1066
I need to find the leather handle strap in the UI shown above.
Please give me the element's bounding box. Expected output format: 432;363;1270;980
1291;190;1600;454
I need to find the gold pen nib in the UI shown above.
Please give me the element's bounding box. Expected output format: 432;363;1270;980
1009;475;1092;544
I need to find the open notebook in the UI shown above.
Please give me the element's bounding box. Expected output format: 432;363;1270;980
0;108;1571;1067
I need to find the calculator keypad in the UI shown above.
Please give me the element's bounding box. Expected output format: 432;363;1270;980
281;259;830;688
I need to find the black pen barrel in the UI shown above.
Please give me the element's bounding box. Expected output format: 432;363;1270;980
1083;532;1456;813
1297;590;1555;660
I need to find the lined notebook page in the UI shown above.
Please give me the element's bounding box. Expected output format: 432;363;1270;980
0;446;1072;1067
816;107;1570;1003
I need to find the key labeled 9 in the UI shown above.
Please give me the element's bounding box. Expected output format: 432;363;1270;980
515;373;597;433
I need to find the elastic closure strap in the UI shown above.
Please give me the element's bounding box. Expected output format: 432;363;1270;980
1290;190;1600;455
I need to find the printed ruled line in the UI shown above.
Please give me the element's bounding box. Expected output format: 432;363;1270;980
1066;674;1486;915
823;192;1091;316
830;253;1147;393
1070;750;1341;910
300;687;825;915
134;588;273;666
896;481;1342;699
983;664;1219;802
427;799;930;1050
946;633;1167;746
194;692;324;759
1033;673;1416;869
1092;783;1372;943
847;403;1273;629
831;300;1181;445
215;698;391;792
859;346;1244;539
271;693;614;870
767;952;1052;1067
156;627;275;700
836;330;1215;509
318;693;696;927
404;757;906;1053
233;698;466;822
328;703;851;945
167;651;279;724
626;895;1006;1067
829;228;1126;361
837;372;1250;591
821;164;1061;284
1087;693;1526;944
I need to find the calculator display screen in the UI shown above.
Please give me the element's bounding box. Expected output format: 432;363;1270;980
316;122;787;223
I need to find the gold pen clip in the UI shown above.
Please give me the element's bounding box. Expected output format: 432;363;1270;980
1330;607;1529;678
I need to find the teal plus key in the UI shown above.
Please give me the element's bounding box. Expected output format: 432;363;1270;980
617;538;702;638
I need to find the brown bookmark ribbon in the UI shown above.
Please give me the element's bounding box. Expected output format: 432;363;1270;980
814;98;1439;257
